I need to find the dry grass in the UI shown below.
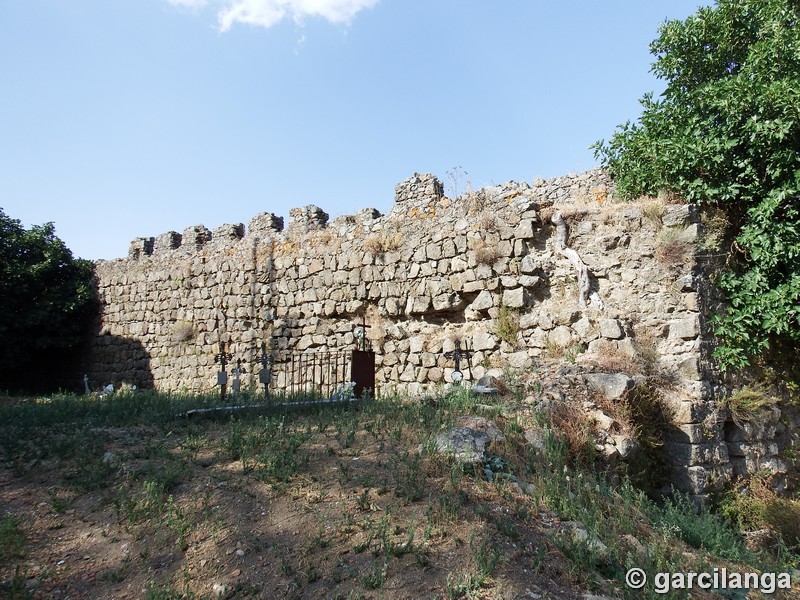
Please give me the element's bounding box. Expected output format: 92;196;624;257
472;239;501;266
655;226;696;266
362;227;403;258
476;211;498;233
641;200;666;226
547;400;596;467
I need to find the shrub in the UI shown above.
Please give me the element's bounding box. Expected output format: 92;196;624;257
593;0;800;370
0;208;96;391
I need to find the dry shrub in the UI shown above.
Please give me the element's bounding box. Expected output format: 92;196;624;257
362;228;403;257
548;400;596;467
476;211;498;233
719;472;800;550
472;240;500;266
310;228;337;246
578;341;633;373
700;205;730;252
538;205;556;224
494;305;520;346
641;199;666;225
763;498;800;549
656;189;687;204
465;188;495;214
720;385;779;427
655;227;695;266
362;235;384;257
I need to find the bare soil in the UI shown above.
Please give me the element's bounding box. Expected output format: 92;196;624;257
0;406;592;600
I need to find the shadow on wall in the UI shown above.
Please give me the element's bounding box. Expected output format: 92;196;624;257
84;334;155;393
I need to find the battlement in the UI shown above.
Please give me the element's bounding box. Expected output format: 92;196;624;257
122;169;611;261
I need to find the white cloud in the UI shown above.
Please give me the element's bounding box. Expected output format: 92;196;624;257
215;0;379;32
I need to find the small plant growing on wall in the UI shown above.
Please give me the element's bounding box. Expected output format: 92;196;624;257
494;305;520;346
655;226;695;267
472;239;500;266
363;227;403;258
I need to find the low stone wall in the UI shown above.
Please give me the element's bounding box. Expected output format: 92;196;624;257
89;168;779;497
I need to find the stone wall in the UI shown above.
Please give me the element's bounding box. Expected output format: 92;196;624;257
88;168;788;497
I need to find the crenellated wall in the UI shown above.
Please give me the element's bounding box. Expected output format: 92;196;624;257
87;168;790;497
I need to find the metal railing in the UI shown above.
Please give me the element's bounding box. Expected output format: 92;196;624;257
271;349;354;399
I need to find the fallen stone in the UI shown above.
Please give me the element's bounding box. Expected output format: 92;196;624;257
472;374;500;395
610;435;640;459
584;373;634;400
524;426;549;453
454;416;505;443
589;409;615;431
433;427;490;464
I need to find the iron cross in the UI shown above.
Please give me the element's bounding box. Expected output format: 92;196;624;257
214;342;233;402
444;339;472;384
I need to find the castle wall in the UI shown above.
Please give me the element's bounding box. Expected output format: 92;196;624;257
89;168;770;495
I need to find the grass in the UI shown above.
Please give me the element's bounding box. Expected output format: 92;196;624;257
494;304;520;346
721;385;780;426
0;516;25;563
0;388;797;598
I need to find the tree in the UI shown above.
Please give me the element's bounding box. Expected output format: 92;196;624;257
593;0;800;370
0;208;97;391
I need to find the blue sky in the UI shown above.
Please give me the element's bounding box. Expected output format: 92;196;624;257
0;0;710;260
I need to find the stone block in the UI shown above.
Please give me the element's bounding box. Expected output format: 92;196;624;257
584;373;634;400
668;316;699;340
472;331;499;351
515;219;536;239
463;280;485;293
506;351;532;370
470;290;494;311
662;204;699;227
549;325;573;347
665;423;723;445
677;357;702;380
520;255;537;274
405;296;431;315
502;287;530;308
667;399;713;425
663;441;729;465
500;275;518;288
409;336;425;353
599;318;624;340
671;464;732;494
571;317;593;340
519;274;540;288
432;292;462;311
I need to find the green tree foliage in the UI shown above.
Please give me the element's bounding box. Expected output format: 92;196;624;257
594;0;800;369
0;208;96;391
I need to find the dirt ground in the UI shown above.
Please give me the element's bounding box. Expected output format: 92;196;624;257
1;414;594;600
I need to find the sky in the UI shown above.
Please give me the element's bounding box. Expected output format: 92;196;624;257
0;0;711;261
